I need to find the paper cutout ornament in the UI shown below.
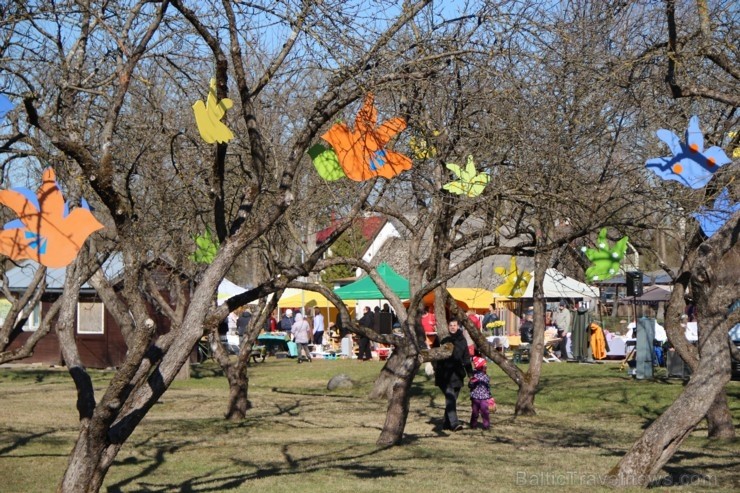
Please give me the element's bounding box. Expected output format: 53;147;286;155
646;116;731;189
192;78;234;144
729;131;740;159
190;227;219;264
443;155;490;197
321;94;412;181
409;131;439;159
581;228;629;282
307;144;345;181
692;188;740;238
493;257;531;298
0;95;14;121
0;168;104;268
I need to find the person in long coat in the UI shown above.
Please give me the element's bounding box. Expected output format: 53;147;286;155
434;319;473;431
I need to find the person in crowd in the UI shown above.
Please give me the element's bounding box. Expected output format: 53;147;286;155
468;355;492;430
264;310;278;333
553;302;572;358
280;309;294;333
313;308;325;346
382;302;399;328
357;306;374;361
519;313;534;344
236;307;252;336
421;305;437;334
291;312;312;363
434;319;473;432
227;310;239;334
553;302;572;335
467;309;481;330
481;303;499;329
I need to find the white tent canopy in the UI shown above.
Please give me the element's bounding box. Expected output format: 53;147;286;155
521;269;599;299
217;278;248;305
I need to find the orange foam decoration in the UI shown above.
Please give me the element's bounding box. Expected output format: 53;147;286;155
321;94;412;181
0;168;104;268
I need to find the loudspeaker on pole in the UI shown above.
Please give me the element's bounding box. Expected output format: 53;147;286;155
626;271;643;297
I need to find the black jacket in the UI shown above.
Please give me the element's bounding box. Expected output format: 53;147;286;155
434;329;473;388
520;320;534;343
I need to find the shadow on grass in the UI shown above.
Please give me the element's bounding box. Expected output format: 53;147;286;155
0;428;58;456
110;441;403;492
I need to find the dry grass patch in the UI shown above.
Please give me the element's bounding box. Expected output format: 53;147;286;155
0;360;737;492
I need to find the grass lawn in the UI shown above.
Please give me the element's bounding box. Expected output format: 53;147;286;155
0;359;738;492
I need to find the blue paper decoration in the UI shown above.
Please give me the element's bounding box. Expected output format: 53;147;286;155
693;188;740;237
645;116;731;189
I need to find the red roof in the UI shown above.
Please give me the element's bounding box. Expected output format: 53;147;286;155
315;216;386;245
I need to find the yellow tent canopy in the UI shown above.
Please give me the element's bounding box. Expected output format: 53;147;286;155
447;288;498;310
279;290;356;309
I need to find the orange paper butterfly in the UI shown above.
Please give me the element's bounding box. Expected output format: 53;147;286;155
0;168;104;268
321;94;412;181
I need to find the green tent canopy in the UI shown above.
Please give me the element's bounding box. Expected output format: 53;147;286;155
334;263;410;300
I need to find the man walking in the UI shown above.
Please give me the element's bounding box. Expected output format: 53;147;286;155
434;319;473;431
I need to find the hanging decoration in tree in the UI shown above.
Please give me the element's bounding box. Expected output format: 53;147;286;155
443;155;490;197
409;131;439;159
0;95;14;121
692;188;740;238
728;131;740;159
307;143;345;181
190;227;219;264
493;257;531;298
581;228;629;282
645;116;731;189
0;168;104;268
320;93;412;181
192;78;234;144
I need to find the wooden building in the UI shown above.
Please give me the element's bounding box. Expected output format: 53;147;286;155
2;258;188;368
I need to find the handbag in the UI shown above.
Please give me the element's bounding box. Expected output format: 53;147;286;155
487;397;497;413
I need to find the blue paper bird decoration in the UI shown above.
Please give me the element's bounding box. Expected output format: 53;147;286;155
645;116;731;189
0;95;14;121
693;188;740;237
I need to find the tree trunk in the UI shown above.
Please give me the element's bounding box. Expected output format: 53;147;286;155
514;374;537;416
514;251;549;416
224;364;251;420
663;251;735;440
607;340;731;487
376;351;420;446
370;350;408;399
608;214;738;487
705;392;735;439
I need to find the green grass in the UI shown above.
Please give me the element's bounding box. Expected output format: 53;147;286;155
0;360;738;492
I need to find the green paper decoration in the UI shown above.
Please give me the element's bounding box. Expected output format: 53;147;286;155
443;155;490;197
582;228;629;282
191;228;219;264
308;143;345;181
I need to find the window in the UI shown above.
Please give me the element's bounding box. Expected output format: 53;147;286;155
77;302;104;334
22;303;41;332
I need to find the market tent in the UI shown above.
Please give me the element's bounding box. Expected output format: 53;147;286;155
334;263;410;300
447;288;498;309
217;278;247;305
520;269;598;299
279;290;356;309
404;290;469;311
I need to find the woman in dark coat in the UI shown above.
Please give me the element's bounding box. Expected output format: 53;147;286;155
357;306;374;361
434;319;473;431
